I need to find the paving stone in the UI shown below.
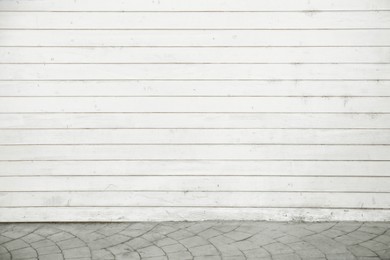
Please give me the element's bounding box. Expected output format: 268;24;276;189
138;245;165;258
22;233;45;243
161;243;187;253
186;222;214;234
0;246;8;255
30;239;55;248
57;237;85;249
224;230;252;241
272;253;301;260
125;237;152;250
243;247;270;257
189;244;219;256
180;236;209;248
166;250;193;260
230;240;258;250
35;253;63;260
348;245;377;257
373;234;390;245
0;253;11;260
167;229;194;240
193;256;220;260
296;248;325;258
197;228;222;239
0;235;12;244
115;251;141;260
96;223;130;236
3;239;29;251
36;245;61;255
262;242;294;255
154;237;177;247
47;231;75;242
326;252;356;260
63;246;91;258
0;221;389;260
9;247;37;259
360;240;389;251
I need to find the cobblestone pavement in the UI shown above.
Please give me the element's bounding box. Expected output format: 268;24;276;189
0;222;390;260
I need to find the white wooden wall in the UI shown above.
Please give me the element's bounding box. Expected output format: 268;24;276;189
0;0;390;222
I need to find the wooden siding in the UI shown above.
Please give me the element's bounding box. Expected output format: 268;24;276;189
0;0;389;222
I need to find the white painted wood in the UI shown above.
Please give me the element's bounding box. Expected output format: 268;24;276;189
1;0;389;11
1;129;390;145
0;176;389;192
0;192;388;208
1;81;390;96
0;145;389;161
1;161;390;177
1;64;389;80
0;97;389;113
2;47;389;63
1;30;389;47
1;113;389;129
2;12;390;29
2;208;389;222
0;0;389;222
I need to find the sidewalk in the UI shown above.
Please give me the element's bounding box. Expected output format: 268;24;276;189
1;222;389;260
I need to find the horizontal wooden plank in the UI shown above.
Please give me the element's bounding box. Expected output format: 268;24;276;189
1;80;390;97
0;97;389;113
0;176;389;192
1;129;390;145
1;64;389;80
1;0;389;11
2;47;390;63
1;30;389;47
1;161;390;177
0;192;388;208
2;207;389;222
0;145;389;160
1;113;389;129
2;12;390;29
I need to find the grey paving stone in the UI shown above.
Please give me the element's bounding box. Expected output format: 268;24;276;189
262;242;294;255
63;246;91;258
36;245;61;255
47;231;75;242
3;239;29;251
21;233;45;243
0;221;389;260
37;253;64;260
138;245;165;258
161;243;187;253
9;247;37;259
189;244;219;256
166;250;193;260
348;245;377;257
180;235;209;248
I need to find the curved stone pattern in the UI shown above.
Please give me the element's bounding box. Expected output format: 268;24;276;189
0;222;390;260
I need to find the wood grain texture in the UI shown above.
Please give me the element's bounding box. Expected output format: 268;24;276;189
2;47;390;63
0;176;389;192
0;97;389;113
1;64;389;80
1;192;388;208
1;129;390;144
1;0;389;11
2;207;390;222
1;113;389;129
0;0;389;222
0;145;389;160
1;161;390;177
1;81;390;96
1;30;389;47
2;12;390;29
